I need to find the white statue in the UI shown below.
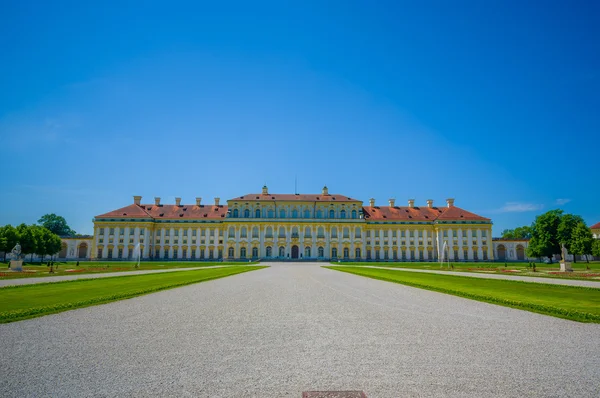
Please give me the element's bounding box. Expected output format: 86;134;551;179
11;243;22;260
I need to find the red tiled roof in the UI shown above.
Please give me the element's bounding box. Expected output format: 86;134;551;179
95;204;228;220
362;205;489;222
229;193;358;202
591;222;600;229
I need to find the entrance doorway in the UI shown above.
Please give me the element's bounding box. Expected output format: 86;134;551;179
291;245;299;259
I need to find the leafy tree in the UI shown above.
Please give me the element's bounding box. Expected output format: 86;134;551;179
593;239;600;258
569;222;594;263
47;233;63;260
38;214;76;237
502;226;532;239
557;214;585;262
16;224;38;262
0;225;19;261
527;210;563;264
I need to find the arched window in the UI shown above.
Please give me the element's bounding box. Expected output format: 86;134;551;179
255;209;261;218
279;227;286;238
304;227;311;238
291;227;299;238
343;227;349;238
266;246;272;257
343;248;349;258
331;227;338;238
318;246;324;257
244;209;250;218
266;227;273;238
240;247;246;258
332;247;338;258
228;247;234;257
318;227;325;238
252;247;258;258
329;209;335;218
304;209;310;218
241;227;247;238
233;209;239;218
355;248;361;258
252;227;259;238
279;246;285;257
228;227;235;238
280;209;286;218
351;210;357;219
305;246;311;257
292;209;298;218
340;210;346;219
316;210;322;219
355;228;361;238
268;209;274;218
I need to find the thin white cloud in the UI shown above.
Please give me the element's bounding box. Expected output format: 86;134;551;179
555;198;571;205
496;202;544;213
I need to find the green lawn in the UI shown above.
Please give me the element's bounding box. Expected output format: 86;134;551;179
0;261;259;280
325;266;600;323
0;266;266;323
334;261;600;281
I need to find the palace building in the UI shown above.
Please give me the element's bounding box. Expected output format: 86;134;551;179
91;186;494;261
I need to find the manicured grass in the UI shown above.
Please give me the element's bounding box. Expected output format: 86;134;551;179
325;266;600;323
335;261;600;281
0;261;259;280
0;266;266;323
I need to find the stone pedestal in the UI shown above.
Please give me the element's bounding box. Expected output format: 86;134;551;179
560;261;573;272
9;260;23;272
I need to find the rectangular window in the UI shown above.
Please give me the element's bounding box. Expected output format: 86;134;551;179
156;229;161;236
175;230;179;237
107;248;113;258
109;238;113;244
97;248;102;258
219;230;223;237
165;229;170;236
165;239;170;244
192;230;197;236
182;249;187;258
192;238;196;244
174;239;178;244
99;228;104;235
392;231;397;237
366;231;371;238
155;248;160;258
443;230;448;237
109;228;115;235
201;229;206;236
140;238;144;243
482;230;487;238
120;228;125;235
183;230;187;236
453;230;458;238
99;238;104;244
200;249;205;258
401;230;405;237
210;230;215;236
139;228;144;235
130;228;135;235
156;239;160;244
375;230;380;237
191;250;196;259
418;230;423;238
118;248;123;258
183;239;187;244
483;251;488;260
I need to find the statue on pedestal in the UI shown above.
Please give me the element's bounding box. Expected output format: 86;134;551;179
560;244;573;272
9;243;23;272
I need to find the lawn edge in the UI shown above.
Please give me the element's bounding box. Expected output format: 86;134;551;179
0;266;267;323
325;266;600;323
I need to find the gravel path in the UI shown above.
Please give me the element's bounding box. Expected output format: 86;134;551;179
353;265;600;288
0;266;229;287
1;262;598;397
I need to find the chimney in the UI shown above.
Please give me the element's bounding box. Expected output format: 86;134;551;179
175;197;181;207
389;198;395;207
426;199;433;208
196;197;202;206
155;197;161;206
322;185;329;195
369;198;375;207
408;199;415;208
262;185;268;195
214;197;220;206
133;195;142;205
446;198;455;208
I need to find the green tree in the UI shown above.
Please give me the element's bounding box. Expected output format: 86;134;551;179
502;226;532;239
557;214;585;262
569;222;594;263
0;225;20;261
593;239;600;258
47;233;63;260
527;210;563;264
38;214;76;237
16;224;38;262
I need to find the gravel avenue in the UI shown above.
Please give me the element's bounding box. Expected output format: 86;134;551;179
1;263;599;397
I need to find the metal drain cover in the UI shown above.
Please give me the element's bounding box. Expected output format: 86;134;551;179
302;392;367;398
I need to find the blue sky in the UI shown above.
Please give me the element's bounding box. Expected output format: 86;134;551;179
1;1;598;235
